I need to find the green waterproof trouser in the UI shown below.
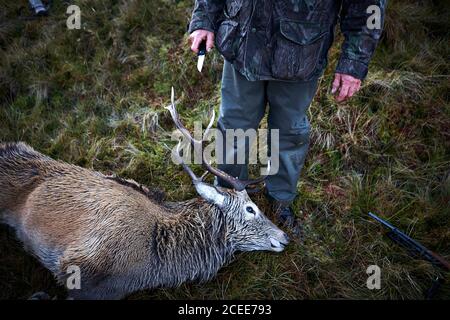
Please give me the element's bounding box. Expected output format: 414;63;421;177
217;61;319;205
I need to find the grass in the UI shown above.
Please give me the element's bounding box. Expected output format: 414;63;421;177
0;0;449;299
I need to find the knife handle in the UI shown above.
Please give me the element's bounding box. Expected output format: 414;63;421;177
198;40;207;56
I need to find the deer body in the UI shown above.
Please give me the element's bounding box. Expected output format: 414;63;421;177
0;142;288;299
0;143;229;298
0;93;289;299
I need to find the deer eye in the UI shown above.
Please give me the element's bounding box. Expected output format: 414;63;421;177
246;206;255;214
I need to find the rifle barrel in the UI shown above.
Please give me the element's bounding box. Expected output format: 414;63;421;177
368;212;450;271
368;212;396;230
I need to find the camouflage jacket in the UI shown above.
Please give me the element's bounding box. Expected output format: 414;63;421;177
189;0;386;81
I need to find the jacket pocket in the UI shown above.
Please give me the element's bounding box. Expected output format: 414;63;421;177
224;0;243;19
271;19;328;80
215;20;240;62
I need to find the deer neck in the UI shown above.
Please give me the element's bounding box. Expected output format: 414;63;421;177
152;199;234;285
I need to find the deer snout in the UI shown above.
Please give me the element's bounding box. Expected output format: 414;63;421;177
269;230;290;252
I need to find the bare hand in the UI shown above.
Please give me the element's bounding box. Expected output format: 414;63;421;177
331;73;362;102
189;30;215;54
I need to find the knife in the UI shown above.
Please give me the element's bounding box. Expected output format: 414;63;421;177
197;40;207;73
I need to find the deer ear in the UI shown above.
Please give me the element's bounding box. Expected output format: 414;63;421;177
194;182;225;207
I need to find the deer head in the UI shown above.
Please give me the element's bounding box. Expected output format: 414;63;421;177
166;88;290;252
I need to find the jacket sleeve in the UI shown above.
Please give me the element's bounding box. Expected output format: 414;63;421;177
188;1;225;34
336;1;387;80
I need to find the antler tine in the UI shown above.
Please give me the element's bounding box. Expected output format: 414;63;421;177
173;140;200;182
165;87;203;145
204;109;215;139
167;87;268;191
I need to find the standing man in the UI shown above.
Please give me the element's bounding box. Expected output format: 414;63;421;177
188;1;386;236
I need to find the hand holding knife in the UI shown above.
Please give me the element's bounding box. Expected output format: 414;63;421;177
189;29;214;73
197;40;207;73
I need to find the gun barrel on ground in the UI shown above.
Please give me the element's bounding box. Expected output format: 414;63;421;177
368;212;450;271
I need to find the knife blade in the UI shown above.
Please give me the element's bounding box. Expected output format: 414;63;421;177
197;40;207;73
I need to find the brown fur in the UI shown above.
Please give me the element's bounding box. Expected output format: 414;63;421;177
0;142;288;299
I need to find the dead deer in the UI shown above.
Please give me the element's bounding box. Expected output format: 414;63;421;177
0;90;289;300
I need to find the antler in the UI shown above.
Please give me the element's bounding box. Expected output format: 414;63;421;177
166;87;270;191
